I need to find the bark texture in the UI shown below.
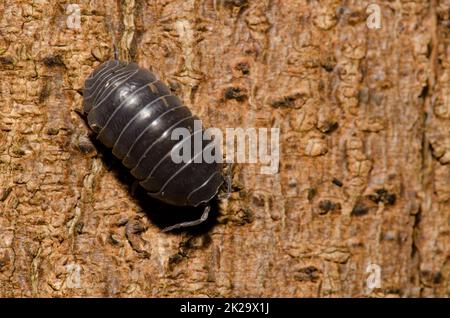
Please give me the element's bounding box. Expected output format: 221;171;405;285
0;0;449;297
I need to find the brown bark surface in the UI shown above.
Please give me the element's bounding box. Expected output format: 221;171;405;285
0;0;449;297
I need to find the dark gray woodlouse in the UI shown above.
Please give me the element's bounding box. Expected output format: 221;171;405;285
83;60;230;231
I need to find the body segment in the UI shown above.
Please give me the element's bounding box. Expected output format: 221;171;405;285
83;60;224;207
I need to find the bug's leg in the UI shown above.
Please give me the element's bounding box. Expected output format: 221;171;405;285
162;205;210;232
218;163;232;200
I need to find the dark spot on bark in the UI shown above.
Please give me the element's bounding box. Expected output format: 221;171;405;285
385;193;396;205
433;272;442;284
307;188;316;201
168;253;184;268
368;188;396;206
0;187;12;202
270;95;298;108
223;0;248;7
347;10;364;25
318;200;341;214
420;270;443;285
125;217;150;257
75;222;84;234
43;55;65;67
426;42;432;58
242;208;255;224
322;62;334;72
177;243;189;258
252;194;265;207
319;121;339;134
321;56;336;72
128;219;147;234
337;6;347;15
419;84;429;98
332;178;343;187
108;233;122;246
224;87;247;101
267;197;273;210
180;234;212;253
294;266;320;282
351;202;369;216
12;148;25;157
235;62;250;75
0;56;14;65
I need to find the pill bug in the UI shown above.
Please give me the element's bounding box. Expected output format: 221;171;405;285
83;60;230;231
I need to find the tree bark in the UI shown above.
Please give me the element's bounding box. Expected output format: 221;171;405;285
0;0;448;297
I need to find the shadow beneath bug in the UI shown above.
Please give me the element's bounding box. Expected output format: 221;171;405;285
89;134;220;235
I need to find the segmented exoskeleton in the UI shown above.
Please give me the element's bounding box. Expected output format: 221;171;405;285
83;60;230;231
